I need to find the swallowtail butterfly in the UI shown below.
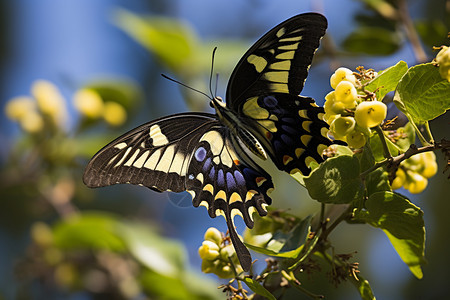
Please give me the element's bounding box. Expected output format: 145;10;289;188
83;13;331;271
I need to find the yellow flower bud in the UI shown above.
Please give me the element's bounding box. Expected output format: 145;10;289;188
73;88;104;119
20;111;44;133
4;96;36;121
204;227;222;246
330;67;357;89
32;80;67;125
346;128;366;148
103;102;127;126
391;168;406;190
405;172;428;194
198;240;220;261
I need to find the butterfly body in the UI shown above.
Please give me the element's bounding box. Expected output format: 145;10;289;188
84;13;331;271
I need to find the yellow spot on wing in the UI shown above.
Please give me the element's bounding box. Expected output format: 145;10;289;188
169;152;185;175
283;155;293;165
317;144;328;156
305;156;317;167
114;142;127;149
133;150;150;168
264;71;289;83
295;148;305;158
258;120;277;132
299;110;309;119
155;145;175;172
255;177;267;186
247;206;257;221
243;97;269;119
143;149;161;169
302;121;313;132
276;51;295;60
215;190;226;200
276;27;286;37
270;60;291;71
203;184;214;194
114;147;131;167
269;83;289;93
247;54;267;73
301;135;312;146
200;131;223;156
229;192;242;204
245;190;258;201
150;125;169;146
231;208;243;219
124;149;140;167
196;173;204;184
279;43;299;50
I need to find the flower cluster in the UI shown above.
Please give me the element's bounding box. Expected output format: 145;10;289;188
73;88;127;126
324;67;387;148
392;151;438;194
5;80;68;133
198;227;243;278
435;45;450;82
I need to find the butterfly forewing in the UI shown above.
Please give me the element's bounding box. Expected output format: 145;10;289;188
226;13;327;107
239;93;332;175
83;113;217;191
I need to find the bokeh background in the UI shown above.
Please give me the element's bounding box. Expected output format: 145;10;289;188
0;0;449;299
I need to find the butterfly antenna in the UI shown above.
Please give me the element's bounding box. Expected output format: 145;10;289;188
209;47;218;99
214;73;219;98
161;74;211;100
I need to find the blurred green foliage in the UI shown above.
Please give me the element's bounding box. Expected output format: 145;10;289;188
1;1;449;299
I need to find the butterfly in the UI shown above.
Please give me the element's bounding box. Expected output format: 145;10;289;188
83;13;331;271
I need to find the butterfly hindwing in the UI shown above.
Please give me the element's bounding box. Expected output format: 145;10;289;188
239;93;332;175
185;127;273;270
226;13;327;107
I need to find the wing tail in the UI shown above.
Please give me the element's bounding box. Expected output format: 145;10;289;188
225;209;252;272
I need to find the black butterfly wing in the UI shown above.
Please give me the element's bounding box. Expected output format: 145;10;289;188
226;13;327;107
225;13;331;176
83;113;216;191
83;113;273;271
185;127;273;270
238;93;332;175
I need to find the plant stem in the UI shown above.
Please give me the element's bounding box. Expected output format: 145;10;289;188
374;126;392;159
397;0;428;63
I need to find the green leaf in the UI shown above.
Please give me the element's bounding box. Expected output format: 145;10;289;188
53;212;125;251
415;19;449;48
342;27;400;55
359;191;425;278
304;155;363;204
391;122;415;152
356;144;376;173
243;278;276;300
393;63;450;123
117;221;186;277
245;243;304;258
366;61;408;100
366;168;391;196
113;9;197;72
369;130;403;161
350;273;376;300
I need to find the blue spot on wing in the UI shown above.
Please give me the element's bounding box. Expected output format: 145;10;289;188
217;169;225;186
195;147;207;162
226;172;236;189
